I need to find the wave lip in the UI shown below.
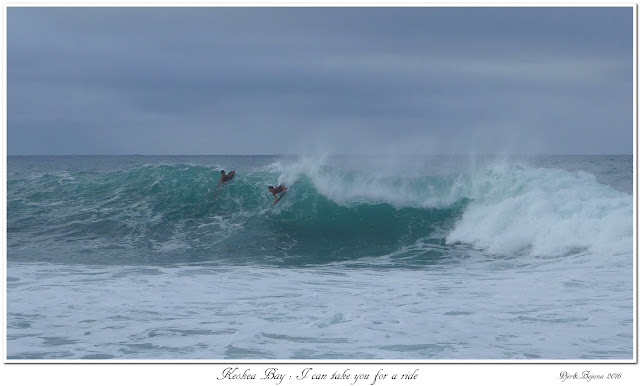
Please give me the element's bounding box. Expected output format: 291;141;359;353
446;164;632;257
264;156;462;209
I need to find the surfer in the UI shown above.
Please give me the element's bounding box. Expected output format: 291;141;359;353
219;170;235;185
268;184;287;205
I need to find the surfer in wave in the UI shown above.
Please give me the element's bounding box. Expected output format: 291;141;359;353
268;184;287;205
219;170;235;185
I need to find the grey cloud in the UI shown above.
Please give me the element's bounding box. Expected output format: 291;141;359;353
8;6;633;155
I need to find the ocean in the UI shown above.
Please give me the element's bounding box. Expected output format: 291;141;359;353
6;155;633;360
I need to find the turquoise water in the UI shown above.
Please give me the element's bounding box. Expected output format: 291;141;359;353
6;155;634;359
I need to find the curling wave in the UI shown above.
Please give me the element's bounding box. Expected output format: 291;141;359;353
7;158;632;264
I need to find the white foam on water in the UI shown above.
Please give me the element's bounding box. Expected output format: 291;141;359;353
446;164;632;257
7;156;633;360
265;156;457;208
7;255;632;360
266;158;632;258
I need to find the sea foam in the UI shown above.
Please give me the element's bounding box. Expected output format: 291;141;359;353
268;158;632;257
446;164;632;257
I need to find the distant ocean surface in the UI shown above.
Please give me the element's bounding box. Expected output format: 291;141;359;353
6;155;633;360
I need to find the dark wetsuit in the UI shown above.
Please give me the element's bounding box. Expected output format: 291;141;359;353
220;171;235;184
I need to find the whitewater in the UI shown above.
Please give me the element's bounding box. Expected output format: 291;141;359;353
6;155;633;359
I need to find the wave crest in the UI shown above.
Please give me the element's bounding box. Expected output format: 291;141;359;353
7;159;632;261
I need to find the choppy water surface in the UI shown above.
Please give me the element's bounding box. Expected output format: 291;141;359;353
7;155;633;359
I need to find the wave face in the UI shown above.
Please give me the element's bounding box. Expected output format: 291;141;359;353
7;156;632;265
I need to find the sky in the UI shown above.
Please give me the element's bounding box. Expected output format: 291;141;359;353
7;6;634;155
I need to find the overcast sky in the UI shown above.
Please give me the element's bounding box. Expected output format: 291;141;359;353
7;7;634;155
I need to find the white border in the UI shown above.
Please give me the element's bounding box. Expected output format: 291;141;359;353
1;2;638;385
634;0;638;372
